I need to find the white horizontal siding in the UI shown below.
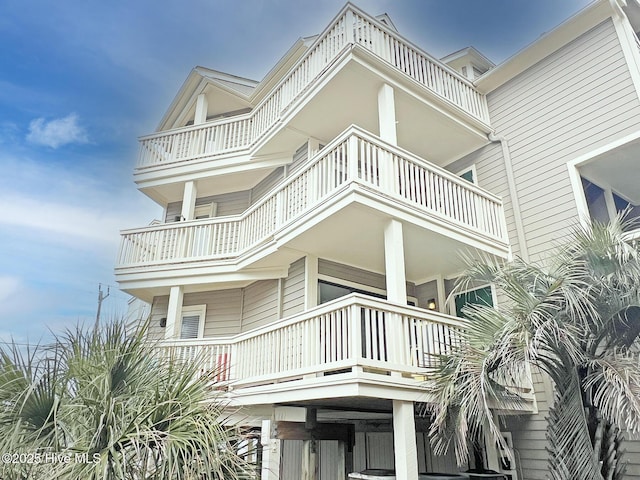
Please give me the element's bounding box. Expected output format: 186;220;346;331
241;279;279;331
148;295;169;341
250;167;284;205
182;289;243;337
282;257;306;318
319;259;386;290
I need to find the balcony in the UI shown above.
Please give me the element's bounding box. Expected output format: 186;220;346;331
136;5;489;172
117;126;508;277
156;294;534;407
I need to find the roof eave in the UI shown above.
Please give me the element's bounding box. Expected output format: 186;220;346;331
475;0;613;94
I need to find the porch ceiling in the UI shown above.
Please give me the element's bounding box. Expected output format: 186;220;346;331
579;137;640;204
256;54;489;167
274;201;498;283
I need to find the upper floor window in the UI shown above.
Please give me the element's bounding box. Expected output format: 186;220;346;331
457;165;477;184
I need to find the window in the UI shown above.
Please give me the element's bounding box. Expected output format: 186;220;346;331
454;285;494;319
318;280;385;304
179;305;206;339
581;178;609;223
194;202;217;219
457;165;477;184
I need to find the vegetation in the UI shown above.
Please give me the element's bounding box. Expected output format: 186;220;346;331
426;216;640;480
0;321;251;480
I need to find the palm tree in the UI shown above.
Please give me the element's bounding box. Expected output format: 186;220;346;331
425;216;640;480
0;321;252;480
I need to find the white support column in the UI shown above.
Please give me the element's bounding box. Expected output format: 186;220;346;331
378;83;397;146
165;286;184;339
393;400;419;480
181;180;197;221
305;255;319;309
436;275;447;314
308;138;321;159
194;93;208;125
384;219;407;304
384;219;407;365
260;420;281;480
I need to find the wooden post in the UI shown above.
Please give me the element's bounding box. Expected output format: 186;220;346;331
302;408;319;480
302;439;318;480
260;420;281;480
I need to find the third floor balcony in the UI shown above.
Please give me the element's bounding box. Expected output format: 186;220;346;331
134;4;491;193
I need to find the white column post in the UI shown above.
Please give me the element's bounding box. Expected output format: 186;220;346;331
393;400;419;480
384;219;406;304
181;180;197;221
377;84;397;194
260;420;281;480
384;219;406;365
378;83;397;145
308;138;321;159
165;286;184;339
436;275;447;314
194;93;208;125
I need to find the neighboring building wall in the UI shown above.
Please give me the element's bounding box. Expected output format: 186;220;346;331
488;19;640;262
482;19;640;479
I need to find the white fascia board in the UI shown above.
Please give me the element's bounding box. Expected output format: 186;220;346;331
476;0;613;94
133;152;288;187
116;265;289;292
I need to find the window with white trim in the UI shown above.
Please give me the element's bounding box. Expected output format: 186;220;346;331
194;202;217;219
179;305;206;339
457;165;477;184
453;285;495;319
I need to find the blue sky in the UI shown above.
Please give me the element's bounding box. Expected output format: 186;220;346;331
0;0;592;345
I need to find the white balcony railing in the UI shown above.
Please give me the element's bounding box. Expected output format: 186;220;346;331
117;127;507;268
157;294;465;389
136;5;489;169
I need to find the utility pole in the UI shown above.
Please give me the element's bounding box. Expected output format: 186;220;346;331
96;284;110;323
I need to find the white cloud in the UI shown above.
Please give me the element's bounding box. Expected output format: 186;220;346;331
26;113;88;148
0;276;22;305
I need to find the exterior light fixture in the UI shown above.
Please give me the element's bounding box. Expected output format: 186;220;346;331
160;317;167;328
427;299;437;310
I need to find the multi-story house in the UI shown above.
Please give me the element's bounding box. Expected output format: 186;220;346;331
115;1;640;479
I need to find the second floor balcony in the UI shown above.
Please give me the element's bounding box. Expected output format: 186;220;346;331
117;126;509;281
